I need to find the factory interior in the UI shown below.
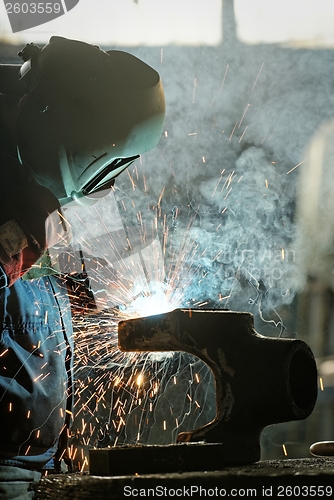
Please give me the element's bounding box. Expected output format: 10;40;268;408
2;0;334;497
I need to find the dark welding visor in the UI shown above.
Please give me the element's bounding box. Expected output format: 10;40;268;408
82;155;140;196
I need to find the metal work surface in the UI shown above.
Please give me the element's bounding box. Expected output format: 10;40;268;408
37;459;334;499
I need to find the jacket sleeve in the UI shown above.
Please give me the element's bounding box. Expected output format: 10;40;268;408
0;64;26;96
0;178;63;287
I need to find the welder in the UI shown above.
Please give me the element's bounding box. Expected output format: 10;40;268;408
0;36;165;498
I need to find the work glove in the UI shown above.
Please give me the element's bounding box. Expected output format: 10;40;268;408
0;177;66;287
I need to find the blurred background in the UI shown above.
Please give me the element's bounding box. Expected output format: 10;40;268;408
2;0;334;468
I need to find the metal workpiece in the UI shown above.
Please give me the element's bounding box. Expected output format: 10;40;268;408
117;308;318;466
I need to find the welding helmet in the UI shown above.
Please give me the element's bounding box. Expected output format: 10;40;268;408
16;36;165;206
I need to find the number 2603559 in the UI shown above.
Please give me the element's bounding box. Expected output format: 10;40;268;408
5;3;61;14
277;485;333;497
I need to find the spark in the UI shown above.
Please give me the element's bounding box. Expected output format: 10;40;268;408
224;187;232;200
194;301;208;308
319;377;324;391
80;237;90;249
221;171;236;192
192;78;197;103
57;210;71;228
286;158;307;175
282;444;288;456
80;456;89;472
158;186;165;206
251;62;264;92
212;170;225;197
219;294;230;301
213;250;222;262
229;121;238;141
238;103;251;128
238;125;248;143
220;64;229;93
127;170;136;189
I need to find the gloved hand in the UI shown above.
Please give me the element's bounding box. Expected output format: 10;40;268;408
0;177;65;286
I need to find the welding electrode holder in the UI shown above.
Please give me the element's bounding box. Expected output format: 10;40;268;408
90;309;318;475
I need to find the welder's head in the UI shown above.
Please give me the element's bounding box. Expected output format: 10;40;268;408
16;36;165;206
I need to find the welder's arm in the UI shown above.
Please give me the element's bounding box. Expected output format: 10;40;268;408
0;64;26;96
0;179;63;287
